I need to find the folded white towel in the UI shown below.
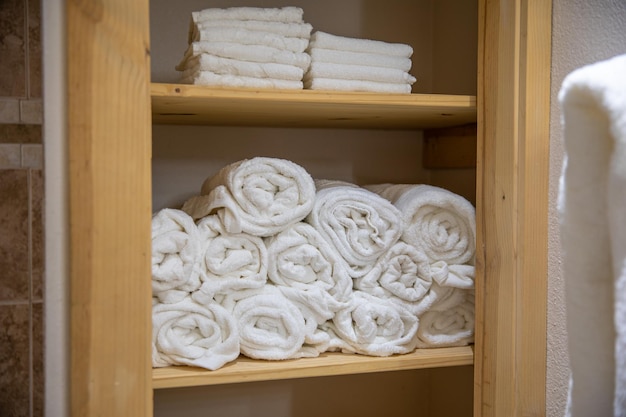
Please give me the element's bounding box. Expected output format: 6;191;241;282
192;6;304;24
309;31;413;58
189;27;309;53
180;54;304;81
354;241;432;304
182;157;316;237
416;289;474;348
265;221;353;303
322;291;419;356
180;70;304;90
305;180;404;278
366;184;476;264
191;215;268;304
190;20;313;44
304;78;412;94
558;53;626;417
178;42;312;71
305;62;416;84
228;285;308;360
308;47;412;71
152;297;239;370
151;209;202;302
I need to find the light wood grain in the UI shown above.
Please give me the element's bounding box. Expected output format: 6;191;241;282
153;347;474;389
67;0;152;416
151;83;477;129
474;0;551;416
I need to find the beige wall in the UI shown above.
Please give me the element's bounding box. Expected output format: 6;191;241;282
548;1;626;416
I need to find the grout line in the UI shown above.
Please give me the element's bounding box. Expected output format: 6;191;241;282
0;299;30;306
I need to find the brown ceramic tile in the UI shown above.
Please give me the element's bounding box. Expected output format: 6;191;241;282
0;304;30;417
0;0;27;97
31;170;43;300
32;302;43;417
27;0;42;98
0;170;29;302
0;124;42;144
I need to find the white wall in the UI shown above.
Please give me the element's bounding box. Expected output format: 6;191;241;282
548;1;626;416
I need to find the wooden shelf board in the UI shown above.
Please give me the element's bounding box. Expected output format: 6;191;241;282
153;345;474;389
151;83;477;129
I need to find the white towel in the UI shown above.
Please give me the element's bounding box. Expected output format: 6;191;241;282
354;241;432;304
322;291;419;357
180;70;304;90
303;78;412;94
305;62;416;84
416;289;474;348
151;209;202;302
178;42;311;71
191;215;268;304
305;180;404;278
308;31;413;58
429;261;475;290
151;297;239;370
180;54;304;81
265;221;353;303
192;6;304;24
227;285;308;360
558;53;626;417
308;47;412;71
366;184;476;264
182;157;316;237
190;20;313;44
189;27;309;53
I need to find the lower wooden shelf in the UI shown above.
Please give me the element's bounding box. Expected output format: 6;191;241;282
153;345;474;389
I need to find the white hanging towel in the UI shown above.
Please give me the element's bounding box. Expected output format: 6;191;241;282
558;53;626;417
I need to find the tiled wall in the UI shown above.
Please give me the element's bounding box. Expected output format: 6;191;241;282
0;0;44;416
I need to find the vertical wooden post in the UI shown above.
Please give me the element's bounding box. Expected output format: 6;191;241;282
67;0;153;416
475;0;552;415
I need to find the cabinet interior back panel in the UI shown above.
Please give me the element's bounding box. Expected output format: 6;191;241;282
150;0;477;95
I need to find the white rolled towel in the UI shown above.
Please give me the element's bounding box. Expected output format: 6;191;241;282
304;78;412;94
152;297;240;370
308;31;413;58
308;47;412;71
192;6;304;24
190;20;313;44
416;289;475;348
182;157;316;237
189;27;309;53
180;70;304;90
178;42;311;71
225;286;308;360
265;221;353;303
322;291;419;356
305;62;416;85
430;261;475;289
365;184;476;265
191;215;268;304
354;241;433;304
180;54;304;81
305;180;403;278
151;209;202;303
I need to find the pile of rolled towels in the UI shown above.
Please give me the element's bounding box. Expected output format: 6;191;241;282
175;6;313;89
304;31;417;94
175;6;417;93
152;157;475;371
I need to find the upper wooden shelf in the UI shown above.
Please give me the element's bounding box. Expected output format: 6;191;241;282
151;83;477;129
153;345;474;389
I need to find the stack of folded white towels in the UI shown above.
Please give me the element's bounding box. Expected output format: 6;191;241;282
151;157;475;371
176;6;313;89
304;31;417;94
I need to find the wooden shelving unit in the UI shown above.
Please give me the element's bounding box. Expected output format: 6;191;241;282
153;346;475;389
151;83;477;129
